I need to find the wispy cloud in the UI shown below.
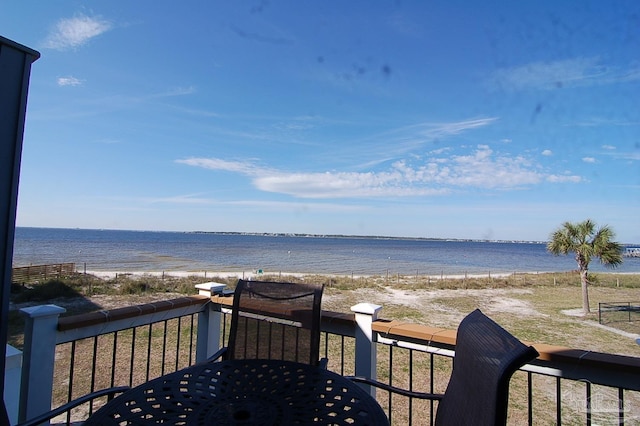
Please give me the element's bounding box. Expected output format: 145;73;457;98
573;117;640;127
44;14;112;50
609;151;640;161
140;195;365;212
230;24;293;45
177;144;583;199
342;117;499;165
399;118;498;140
57;76;83;87
176;158;263;174
489;57;640;91
624;152;640;161
147;194;213;205
151;86;196;98
546;174;583;183
542;149;553;156
582;157;597;163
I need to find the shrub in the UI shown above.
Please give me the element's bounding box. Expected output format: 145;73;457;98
11;279;83;303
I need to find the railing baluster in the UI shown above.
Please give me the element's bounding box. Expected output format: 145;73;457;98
295;327;300;362
111;331;118;387
129;328;136;387
408;349;414;425
266;321;273;359
89;337;98;392
222;311;229;345
161;320;168;375
146;323;153;382
527;371;533;426
188;315;195;366
586;381;592;426
619;387;624;425
340;335;345;375
242;318;249;358
388;345;394;423
89;336;99;415
175;318;182;370
255;319;262;359
556;377;562;425
323;331;329;360
430;352;435;426
67;341;76;425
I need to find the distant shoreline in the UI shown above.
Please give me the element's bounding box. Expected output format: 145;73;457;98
18;225;549;244
17;226;640;246
188;231;550;245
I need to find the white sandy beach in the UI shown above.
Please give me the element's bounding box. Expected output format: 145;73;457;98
84;269;516;281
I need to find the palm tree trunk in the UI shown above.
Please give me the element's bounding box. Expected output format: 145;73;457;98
580;269;590;314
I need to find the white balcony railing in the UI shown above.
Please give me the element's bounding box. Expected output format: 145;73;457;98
8;283;640;425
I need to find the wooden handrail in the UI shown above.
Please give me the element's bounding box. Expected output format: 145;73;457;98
57;295;209;331
372;318;640;376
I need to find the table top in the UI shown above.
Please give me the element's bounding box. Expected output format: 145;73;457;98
85;359;389;425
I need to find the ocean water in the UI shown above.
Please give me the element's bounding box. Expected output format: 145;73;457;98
11;227;640;276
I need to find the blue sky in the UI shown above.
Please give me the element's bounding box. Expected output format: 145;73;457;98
2;1;639;242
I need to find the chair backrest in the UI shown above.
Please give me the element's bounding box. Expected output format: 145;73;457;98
226;279;324;366
435;309;539;426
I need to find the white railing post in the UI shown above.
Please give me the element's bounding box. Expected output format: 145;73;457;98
4;344;22;425
195;283;226;362
351;302;382;397
18;304;66;423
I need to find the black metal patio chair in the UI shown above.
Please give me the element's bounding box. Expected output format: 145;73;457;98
209;279;325;367
2;386;129;426
347;308;539;426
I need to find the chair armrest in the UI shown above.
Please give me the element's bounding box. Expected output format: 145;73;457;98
17;386;130;426
345;376;444;400
318;357;328;370
206;347;228;362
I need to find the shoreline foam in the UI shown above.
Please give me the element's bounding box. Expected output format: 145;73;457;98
84;270;555;281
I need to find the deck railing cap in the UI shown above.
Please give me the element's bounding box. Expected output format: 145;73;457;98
351;303;382;315
20;304;66;318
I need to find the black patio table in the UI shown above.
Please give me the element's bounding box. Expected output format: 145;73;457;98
84;359;389;425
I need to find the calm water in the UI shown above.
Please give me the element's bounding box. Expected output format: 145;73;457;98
11;227;640;275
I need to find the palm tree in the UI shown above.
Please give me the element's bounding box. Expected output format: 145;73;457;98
547;219;623;314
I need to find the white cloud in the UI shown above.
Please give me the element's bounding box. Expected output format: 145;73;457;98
542;150;553;156
490;57;640;91
582;157;597;163
253;171;449;198
44;15;112;50
178;144;583;199
57;76;83;87
176;158;262;174
602;145;616;150
546;174;583;183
